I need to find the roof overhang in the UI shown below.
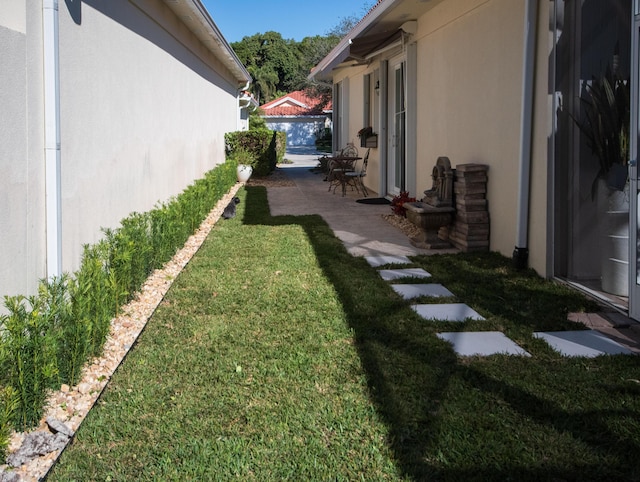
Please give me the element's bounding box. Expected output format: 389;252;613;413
162;0;251;87
309;0;445;82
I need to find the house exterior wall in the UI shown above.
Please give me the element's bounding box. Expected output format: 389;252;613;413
0;0;244;301
332;0;551;275
414;0;529;262
0;1;47;298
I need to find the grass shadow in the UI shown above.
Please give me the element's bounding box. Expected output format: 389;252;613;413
243;185;640;481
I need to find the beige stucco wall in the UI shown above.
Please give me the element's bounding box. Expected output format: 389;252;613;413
414;0;527;261
335;0;551;274
0;0;243;302
0;1;47;299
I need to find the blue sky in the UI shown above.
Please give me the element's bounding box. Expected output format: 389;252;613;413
202;0;374;44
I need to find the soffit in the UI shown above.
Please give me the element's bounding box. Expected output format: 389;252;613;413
310;0;446;80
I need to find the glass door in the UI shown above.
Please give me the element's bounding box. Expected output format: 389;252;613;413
387;55;406;196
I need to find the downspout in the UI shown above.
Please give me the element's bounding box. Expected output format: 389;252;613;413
237;80;251;130
513;0;538;269
43;0;62;278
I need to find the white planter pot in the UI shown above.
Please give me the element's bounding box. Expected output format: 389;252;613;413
600;182;629;297
237;164;253;183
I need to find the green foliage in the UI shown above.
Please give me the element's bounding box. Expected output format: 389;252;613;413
0;295;59;430
0;161;238;436
0;385;18;463
225;130;285;176
248;107;267;130
230;3;376;103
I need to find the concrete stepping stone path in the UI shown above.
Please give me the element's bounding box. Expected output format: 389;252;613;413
372;261;533;358
437;331;530;357
365;255;411;268
411;303;485;322
378;268;431;281
534;330;633;357
392;283;453;299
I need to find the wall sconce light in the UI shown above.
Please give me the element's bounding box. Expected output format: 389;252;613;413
374;80;380;95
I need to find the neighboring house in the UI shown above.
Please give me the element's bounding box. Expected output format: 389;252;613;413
238;90;259;131
261;90;332;146
0;0;250;301
310;0;640;320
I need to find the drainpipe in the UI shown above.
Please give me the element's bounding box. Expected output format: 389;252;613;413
237;80;251;130
513;0;538;270
43;0;62;278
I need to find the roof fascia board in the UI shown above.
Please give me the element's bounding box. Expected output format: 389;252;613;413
265;97;308;109
162;0;251;86
309;0;403;80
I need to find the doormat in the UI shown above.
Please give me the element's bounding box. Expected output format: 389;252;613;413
356;197;391;205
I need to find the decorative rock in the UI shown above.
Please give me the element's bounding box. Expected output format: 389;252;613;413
6;431;69;468
0;468;21;482
46;417;75;438
60;384;70;393
77;383;91;395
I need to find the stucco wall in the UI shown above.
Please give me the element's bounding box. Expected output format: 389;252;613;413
333;0;551;274
414;0;527;261
0;0;243;302
58;0;240;272
0;2;47;299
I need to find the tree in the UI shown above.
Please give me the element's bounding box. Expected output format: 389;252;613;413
231;2;376;105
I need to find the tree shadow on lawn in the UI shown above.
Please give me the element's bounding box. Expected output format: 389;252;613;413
243;186;640;481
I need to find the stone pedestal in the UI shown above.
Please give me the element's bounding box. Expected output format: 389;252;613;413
405;202;455;249
449;164;490;252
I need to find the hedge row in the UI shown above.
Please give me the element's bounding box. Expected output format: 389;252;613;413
0;159;238;461
224;129;286;176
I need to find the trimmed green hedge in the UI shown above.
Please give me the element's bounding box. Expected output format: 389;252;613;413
225;129;286;176
0;160;238;448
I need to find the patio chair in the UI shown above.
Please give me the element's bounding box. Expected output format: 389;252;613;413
344;148;370;197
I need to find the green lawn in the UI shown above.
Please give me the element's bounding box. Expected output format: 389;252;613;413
48;186;640;481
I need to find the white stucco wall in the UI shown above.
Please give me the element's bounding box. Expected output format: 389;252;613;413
0;0;244;301
58;0;240;273
0;1;47;299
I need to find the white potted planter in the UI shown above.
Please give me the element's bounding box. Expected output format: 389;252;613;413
237;164;253;182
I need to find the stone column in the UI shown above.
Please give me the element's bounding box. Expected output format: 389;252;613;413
448;164;489;252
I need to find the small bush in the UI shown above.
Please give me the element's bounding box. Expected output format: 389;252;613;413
0;160;238;435
225;130;286;176
1;295;59;430
0;385;18;463
391;191;417;217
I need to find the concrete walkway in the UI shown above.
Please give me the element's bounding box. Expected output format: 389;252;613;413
271;147;456;258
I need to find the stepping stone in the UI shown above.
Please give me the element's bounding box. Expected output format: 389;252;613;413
378;268;431;281
365;255;411;267
412;303;485;322
533;330;633;357
437;331;530;357
392;283;453;299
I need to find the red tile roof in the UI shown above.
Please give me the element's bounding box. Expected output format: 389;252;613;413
261;90;332;117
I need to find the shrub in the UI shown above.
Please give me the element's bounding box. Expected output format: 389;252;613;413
225;130;286;176
391;191;417;217
0;160;238;437
0;386;18;463
1;295;59;430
